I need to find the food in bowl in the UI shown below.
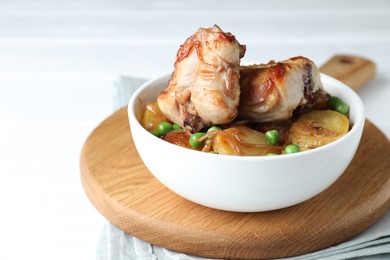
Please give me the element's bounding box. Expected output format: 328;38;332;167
128;74;364;212
140;25;352;156
127;25;365;212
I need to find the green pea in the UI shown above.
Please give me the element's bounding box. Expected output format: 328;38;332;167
172;123;183;130
157;122;173;135
285;144;301;154
327;96;350;115
327;96;343;110
209;151;218;154
149;130;160;137
335;102;350;115
267;153;278;156
265;130;279;145
207;126;222;133
189;132;205;148
206;126;221;139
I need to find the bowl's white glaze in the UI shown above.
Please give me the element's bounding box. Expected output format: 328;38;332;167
128;73;365;212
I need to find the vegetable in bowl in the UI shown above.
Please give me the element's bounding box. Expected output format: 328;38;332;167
140;94;351;156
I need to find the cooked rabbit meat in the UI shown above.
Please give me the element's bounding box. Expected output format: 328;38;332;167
238;56;326;122
157;25;246;132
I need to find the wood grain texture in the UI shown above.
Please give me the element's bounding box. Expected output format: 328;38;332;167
80;107;390;259
319;54;376;91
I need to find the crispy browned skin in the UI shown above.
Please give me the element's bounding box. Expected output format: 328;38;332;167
238;56;326;122
157;25;246;132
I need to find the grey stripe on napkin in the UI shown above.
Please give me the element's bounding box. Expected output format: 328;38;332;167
98;75;390;260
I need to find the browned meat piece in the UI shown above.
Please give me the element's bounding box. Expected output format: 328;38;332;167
238;56;327;122
157;25;246;132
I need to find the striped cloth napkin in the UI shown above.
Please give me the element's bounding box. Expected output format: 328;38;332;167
98;75;390;260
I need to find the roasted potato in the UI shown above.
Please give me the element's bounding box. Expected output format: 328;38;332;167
141;102;170;131
212;125;282;156
162;130;198;150
289;110;349;149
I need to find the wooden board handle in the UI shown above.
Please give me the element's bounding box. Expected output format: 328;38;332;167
319;54;376;91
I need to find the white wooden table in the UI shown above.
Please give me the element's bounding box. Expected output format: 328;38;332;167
0;0;389;259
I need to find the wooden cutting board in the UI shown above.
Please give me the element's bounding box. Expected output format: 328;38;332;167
80;55;390;259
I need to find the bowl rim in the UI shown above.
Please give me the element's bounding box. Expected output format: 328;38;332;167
128;73;365;162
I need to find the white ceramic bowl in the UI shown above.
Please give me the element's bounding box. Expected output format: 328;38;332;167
128;73;365;212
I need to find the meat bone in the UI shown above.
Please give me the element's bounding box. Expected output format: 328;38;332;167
319;54;376;91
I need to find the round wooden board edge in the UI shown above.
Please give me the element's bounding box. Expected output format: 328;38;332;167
80;107;390;259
